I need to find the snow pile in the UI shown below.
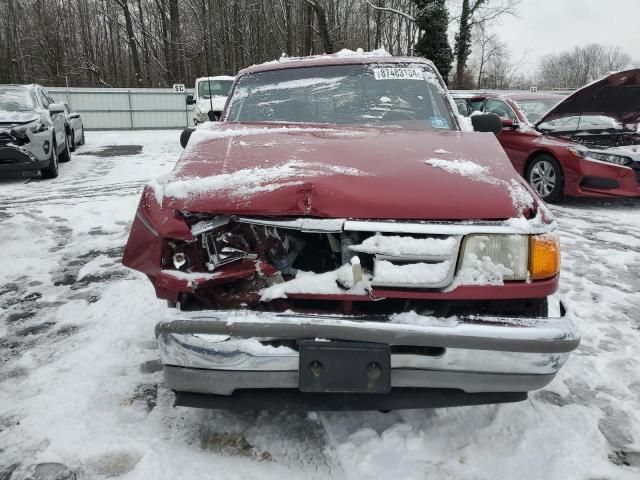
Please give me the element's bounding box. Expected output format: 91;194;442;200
332;424;432;480
425;158;490;178
156;160;370;201
335;48;392;58
508;179;535;214
450;253;513;288
351;233;458;257
260;265;371;301
256;48;392;68
373;260;451;286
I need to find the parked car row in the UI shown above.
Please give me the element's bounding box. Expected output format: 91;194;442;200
452;71;640;202
0;84;85;180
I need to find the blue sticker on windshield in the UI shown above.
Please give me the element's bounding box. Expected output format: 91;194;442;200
429;117;449;129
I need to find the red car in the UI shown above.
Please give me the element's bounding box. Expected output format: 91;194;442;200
123;53;578;411
454;71;640;202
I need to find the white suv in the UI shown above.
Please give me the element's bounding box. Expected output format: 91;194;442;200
0;84;72;179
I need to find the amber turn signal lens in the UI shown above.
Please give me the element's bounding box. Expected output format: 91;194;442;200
529;233;560;280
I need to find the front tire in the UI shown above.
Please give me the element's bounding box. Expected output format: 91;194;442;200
41;142;59;179
58;132;72;163
527;155;563;203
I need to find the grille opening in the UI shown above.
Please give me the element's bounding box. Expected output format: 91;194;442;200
180;293;548;319
256;340;445;357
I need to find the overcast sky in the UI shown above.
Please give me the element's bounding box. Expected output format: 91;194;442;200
462;0;640;75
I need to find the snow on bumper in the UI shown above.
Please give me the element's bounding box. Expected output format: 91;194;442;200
156;306;579;397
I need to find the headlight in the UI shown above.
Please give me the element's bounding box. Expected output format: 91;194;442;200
568;146;633;166
586;151;632;166
459;233;560;281
460;234;529;280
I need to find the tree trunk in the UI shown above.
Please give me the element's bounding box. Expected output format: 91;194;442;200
309;1;333;54
116;0;142;84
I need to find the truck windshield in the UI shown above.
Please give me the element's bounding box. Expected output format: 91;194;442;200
0;89;35;112
227;64;457;130
198;80;233;98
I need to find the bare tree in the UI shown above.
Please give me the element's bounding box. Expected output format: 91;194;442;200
538;44;632;89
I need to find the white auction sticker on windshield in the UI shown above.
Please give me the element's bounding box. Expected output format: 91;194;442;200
373;68;424;80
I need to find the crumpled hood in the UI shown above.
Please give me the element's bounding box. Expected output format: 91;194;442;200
156;123;539;221
0;111;39;126
536;68;640;127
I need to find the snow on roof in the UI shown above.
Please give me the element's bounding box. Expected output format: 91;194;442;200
195;76;235;81
240;48;432;76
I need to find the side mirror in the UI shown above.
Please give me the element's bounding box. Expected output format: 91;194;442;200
180;127;195;148
471;113;503;135
69;112;81;119
186;94;195;105
501;118;519;130
48;103;65;114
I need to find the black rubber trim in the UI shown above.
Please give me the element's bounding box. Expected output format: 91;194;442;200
173;388;527;411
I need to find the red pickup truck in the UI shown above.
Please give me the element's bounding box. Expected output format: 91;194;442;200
123;53;579;410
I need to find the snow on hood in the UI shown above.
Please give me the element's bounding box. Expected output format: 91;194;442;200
535;68;640;127
154;123;544;222
0;111;40;125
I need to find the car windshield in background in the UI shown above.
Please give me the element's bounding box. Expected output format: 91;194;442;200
515;99;559;123
0;89;35;112
227;64;456;130
198;80;233;98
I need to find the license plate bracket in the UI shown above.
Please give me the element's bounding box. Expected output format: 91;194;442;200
299;341;391;393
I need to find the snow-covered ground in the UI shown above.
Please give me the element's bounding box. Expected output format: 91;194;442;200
1;130;640;479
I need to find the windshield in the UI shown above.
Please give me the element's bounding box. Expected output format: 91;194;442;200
515;99;559;124
227;64;457;130
198;80;233;99
0;89;36;112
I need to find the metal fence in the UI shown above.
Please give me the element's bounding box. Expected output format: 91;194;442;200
48;87;194;130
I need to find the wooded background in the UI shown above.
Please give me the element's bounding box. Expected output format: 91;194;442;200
0;0;634;90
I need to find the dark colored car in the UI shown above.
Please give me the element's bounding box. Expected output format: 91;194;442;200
453;71;640;202
123;53;578;411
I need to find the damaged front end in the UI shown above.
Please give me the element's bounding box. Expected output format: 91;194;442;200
123;191;579;410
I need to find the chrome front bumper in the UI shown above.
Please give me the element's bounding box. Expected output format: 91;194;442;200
156;306;579;398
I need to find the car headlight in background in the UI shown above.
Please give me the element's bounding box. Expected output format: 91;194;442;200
585;151;632;166
567;146;633;166
459;233;560;281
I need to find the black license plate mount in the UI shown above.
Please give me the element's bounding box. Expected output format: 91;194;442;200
298;341;391;394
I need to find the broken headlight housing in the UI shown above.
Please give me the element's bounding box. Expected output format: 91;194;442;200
201;230;257;271
10;119;48;141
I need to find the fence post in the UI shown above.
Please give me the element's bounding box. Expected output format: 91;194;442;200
127;89;134;130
